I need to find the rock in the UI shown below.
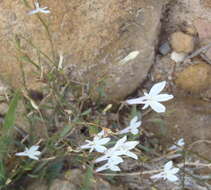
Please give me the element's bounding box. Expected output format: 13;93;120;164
170;51;186;63
159;42;172;56
146;96;211;159
0;103;9;115
175;61;211;93
194;19;211;40
27;179;77;190
182;25;197;36
170;32;195;53
0;0;165;101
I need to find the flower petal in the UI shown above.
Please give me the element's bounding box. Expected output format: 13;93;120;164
149;101;166;113
131;128;139;135
95;155;108;163
150;173;164;180
110;164;121;171
142;102;150;110
167;174;178;182
124;151;138;159
95;145;107;153
29;145;40;152
130;116;138;125
153;94;174;102
164;161;173;170
97;138;111;145
171;168;179;174
29;155;39;160
123;141;139;150
15;152;28;157
96;164;109;172
149;81;166;96
118;127;130;134
126;97;146;105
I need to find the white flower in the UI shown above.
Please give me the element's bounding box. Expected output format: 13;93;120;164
169;138;185;151
95;156;123;172
28;1;50;15
151;161;180;182
16;145;41;160
80;130;110;153
119;116;141;135
126;81;173;113
95;136;139;163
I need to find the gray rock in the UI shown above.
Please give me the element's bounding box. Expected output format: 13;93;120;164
159;42;172;55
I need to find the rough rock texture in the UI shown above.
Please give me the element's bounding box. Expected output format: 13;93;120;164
175;62;211;93
147;96;211;159
0;0;165;101
170;32;195;53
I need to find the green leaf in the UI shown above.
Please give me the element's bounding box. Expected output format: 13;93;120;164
60;124;73;138
0;91;20;185
0;91;20;157
81;165;93;190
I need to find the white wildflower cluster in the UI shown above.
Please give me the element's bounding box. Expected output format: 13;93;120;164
80;81;181;182
80;130;139;172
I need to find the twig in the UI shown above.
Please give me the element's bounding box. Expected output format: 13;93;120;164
200;53;211;65
185;43;211;60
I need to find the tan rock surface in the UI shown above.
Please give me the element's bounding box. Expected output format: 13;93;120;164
170;32;195;53
175;62;211;93
0;0;165;101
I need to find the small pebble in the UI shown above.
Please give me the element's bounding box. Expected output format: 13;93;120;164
159;42;171;55
170;51;186;63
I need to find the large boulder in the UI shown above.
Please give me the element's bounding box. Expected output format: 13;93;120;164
0;0;165;101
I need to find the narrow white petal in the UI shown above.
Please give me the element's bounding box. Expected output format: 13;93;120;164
132;121;141;129
131;128;139;135
29;145;39;152
108;156;124;165
96;164;109;172
29;155;39;160
164;161;173;170
98;138;110;145
169;145;177;150
118;127;130;134
149;101;166;113
41;9;50;14
153;94;174;102
167;174;178;182
95;145;107;153
33;151;41;156
95;155;108;163
149;81;166;96
142;102;150;110
15;152;28;157
115;136;127;147
97;130;105;138
80;144;92;149
171;168;179;174
123;141;139;150
124;151;138;159
126;97;146;105
150;173;164;180
28;10;38;15
110;165;121;171
178;138;185;146
130;116;138;125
